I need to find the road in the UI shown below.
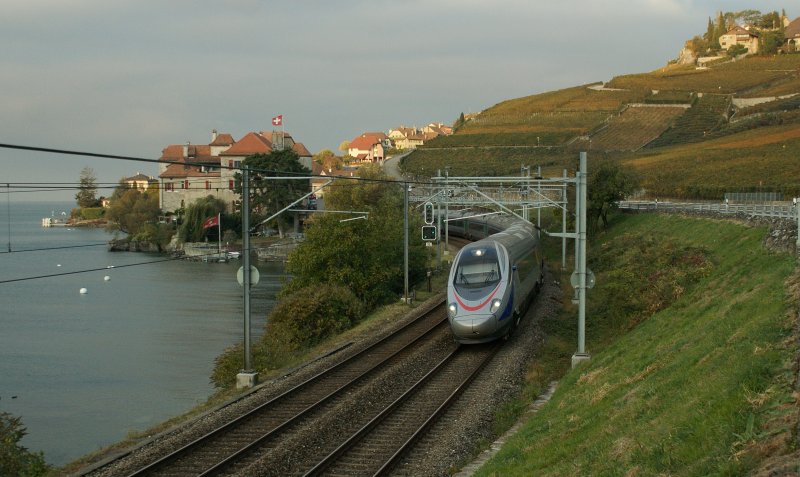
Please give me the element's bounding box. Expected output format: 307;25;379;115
382;151;411;180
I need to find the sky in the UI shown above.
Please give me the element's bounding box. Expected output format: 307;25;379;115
0;0;792;201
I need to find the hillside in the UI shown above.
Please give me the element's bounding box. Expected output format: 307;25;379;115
588;105;688;151
475;214;799;475
402;54;800;199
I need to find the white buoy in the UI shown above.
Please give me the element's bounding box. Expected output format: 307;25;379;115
104;276;111;281
57;264;61;267
79;288;88;294
107;265;114;269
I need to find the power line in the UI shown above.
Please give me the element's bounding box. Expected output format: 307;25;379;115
0;242;109;254
0;142;430;186
0;247;262;285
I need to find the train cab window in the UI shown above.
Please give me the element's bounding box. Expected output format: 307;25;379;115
454;247;501;289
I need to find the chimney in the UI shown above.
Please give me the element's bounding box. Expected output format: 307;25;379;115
183;142;189;158
211;129;218;142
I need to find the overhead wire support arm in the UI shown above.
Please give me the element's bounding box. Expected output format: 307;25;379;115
254;180;332;229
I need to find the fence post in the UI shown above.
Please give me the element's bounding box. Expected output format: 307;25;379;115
795;198;799;249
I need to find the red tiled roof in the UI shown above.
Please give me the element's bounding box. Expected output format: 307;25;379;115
349;133;383;150
210;133;235;146
292;142;312;157
220;132;273;156
159;163;221;179
159;144;217;163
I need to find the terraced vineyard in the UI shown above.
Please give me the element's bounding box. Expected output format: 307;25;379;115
734;93;800;119
444;84;648;147
588;105;688;151
607;55;800;94
645;94;730;148
402;54;800;199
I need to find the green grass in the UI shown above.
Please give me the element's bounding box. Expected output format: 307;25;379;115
475;214;798;476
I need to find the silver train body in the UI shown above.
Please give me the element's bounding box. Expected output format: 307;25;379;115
446;214;544;344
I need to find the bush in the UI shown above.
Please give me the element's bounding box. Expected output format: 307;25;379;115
210;284;365;388
79;207;105;220
0;412;50;476
268;285;365;349
727;44;748;57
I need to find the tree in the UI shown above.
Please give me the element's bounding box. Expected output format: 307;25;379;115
235;150;310;237
284;163;427;309
0;412;50;476
758;30;784;55
75;166;99;208
313;149;341;171
179;195;226;242
712;11;726;49
735;9;762;26
338;140;350;155
453;112;466;132
687;35;707;56
587;161;638;232
704;17;715;44
106;186;160;236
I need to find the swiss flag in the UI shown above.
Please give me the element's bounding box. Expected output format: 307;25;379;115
272;115;283;126
202;215;219;229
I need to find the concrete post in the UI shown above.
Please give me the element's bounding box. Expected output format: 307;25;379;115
237;167;258;389
572;152;591;368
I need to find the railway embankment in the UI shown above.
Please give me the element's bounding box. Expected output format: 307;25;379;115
626;206;799;255
474;213;800;475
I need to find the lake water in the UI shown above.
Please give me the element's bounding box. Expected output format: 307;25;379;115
0;201;283;466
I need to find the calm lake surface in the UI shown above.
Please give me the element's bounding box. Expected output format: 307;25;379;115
0;201;283;466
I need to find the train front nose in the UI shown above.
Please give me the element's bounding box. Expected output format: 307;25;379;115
450;314;497;338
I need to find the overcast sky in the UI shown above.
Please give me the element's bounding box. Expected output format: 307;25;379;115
0;0;792;201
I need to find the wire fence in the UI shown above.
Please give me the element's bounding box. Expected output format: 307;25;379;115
618;199;799;220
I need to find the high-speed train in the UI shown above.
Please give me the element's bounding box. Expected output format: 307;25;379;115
445;213;544;344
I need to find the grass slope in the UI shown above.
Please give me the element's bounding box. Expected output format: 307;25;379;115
476;214;798;476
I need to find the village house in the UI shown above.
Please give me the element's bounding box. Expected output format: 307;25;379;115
123;172;158;191
786;17;800;50
388;123;452;150
310;162;357;199
158;129;312;213
347;132;388;163
718;25;759;53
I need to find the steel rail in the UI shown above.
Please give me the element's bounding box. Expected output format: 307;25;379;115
126;301;446;477
304;341;501;476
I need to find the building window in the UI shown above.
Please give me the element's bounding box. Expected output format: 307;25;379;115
229;179;235;190
228;160;234;168
206;180;210;190
184;180;189;189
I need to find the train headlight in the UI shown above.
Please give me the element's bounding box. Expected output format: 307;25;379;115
490;299;502;314
448;303;458;317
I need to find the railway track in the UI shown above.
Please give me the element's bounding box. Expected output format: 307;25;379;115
124;303;449;476
306;342;501;476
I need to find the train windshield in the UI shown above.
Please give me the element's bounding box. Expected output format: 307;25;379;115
454;247;501;289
